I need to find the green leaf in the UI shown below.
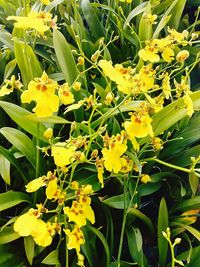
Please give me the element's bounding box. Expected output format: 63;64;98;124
0;127;36;168
171;222;200;241
86;225;111;267
127;208;154;234
123;2;148;29
14;39;42;88
171;196;200;213
42;250;60;265
0;153;10;185
103;192;130;209
45;0;64;12
26;113;71;124
139;2;152;41
158;198;169;267
81;0;105;39
0;190;30;212
0;227;20;245
0;28;14;50
24;236;35;265
3;59;16;80
53;29;78;85
125;226;146;267
168;0;187;29
0;101;46;141
153;0;180;38
0;145;27;182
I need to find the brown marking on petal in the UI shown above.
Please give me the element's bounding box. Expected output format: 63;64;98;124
36;84;47;91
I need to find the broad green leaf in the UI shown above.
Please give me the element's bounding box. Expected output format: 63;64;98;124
185;245;200;267
168;0;187;29
24;236;35;265
0;145;27;182
0;101;46;141
158;198;168;267
82;227;94;267
0;227;20;245
152;91;200;137
14;39;42;88
0;153;10;185
53;29;78;85
103;192;130;209
0;127;36;168
109;261;137;267
81;0;105;39
0;190;30;212
26;113;71;124
42;250;60;265
125;226;146;267
86;225;110;267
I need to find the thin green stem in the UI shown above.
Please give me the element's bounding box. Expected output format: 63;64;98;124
144;157;191;173
34;122;40;205
66;237;69;267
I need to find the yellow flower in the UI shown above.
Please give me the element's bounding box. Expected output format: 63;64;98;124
162;47;174;62
21;72;59;117
40;0;50;5
73;82;81;91
0;75;23;97
145;94;164;113
46;178;57;199
168;28;188;44
31;220;52;247
51;143;76;167
176;50;190;62
120;157;133;173
141;174;151;183
7;11;53;35
14;211;38;236
183;93;194;117
64;225;85;252
58;83;75;105
162;72;171;99
138;45;160;63
124;112;154;139
25;176;46;192
64;200;95;227
152;137;163;150
102;140;127;173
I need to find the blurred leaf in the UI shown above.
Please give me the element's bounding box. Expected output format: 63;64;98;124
153;0;180;38
0;28;14;50
123;2;148;29
26;113;71;124
53;29;78;85
14;39;42;88
139;2;152;41
0;227;20;245
158;198;168;267
0;153;10;185
0;127;36;168
81;0;105;39
0;190;30;212
42;250;60;265
3;59;16;80
24;236;34;265
45;0;64;12
168;0;187;29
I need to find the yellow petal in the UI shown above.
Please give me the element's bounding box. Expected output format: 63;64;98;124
46;179;57;199
14;213;38;236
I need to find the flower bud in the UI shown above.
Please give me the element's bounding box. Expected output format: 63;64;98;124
176;50;189;62
77;56;85;66
43;128;53;139
73;82;81;91
91;50;101;62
